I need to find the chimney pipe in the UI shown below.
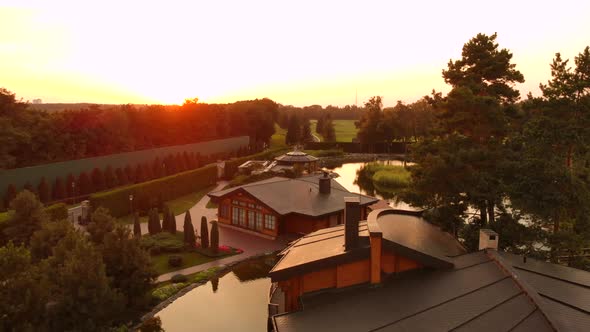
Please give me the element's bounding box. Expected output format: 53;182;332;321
478;229;499;250
344;197;361;251
319;171;331;194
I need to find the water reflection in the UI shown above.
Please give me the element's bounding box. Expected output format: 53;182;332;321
157;255;277;332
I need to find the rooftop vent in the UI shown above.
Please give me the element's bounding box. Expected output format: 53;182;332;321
319;171;331;194
344;197;361;251
479;229;499;250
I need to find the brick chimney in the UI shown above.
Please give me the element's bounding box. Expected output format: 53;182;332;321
319;171;331;194
479;229;499;250
344;197;361;251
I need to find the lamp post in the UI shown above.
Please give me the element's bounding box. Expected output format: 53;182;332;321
71;181;76;205
129;194;134;214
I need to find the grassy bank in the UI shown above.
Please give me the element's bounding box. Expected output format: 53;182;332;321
359;162;411;190
310;119;357;142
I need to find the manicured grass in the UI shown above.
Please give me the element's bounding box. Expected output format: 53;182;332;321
310;119;358;142
151;251;217;275
362;163;411;190
270;123;288;149
117;185;216;224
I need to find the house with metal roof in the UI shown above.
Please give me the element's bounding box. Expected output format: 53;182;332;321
207;173;378;239
268;202;590;331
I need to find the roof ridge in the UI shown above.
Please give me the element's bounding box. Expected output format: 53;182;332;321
486;250;560;331
512;265;590;289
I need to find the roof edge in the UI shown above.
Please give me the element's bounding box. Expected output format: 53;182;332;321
486;250;560;331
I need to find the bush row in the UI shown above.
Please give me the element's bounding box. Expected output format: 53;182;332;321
90;164;217;218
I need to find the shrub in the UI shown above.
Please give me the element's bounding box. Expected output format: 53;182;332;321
133;213;141;238
91;167;105;192
183;211;196;246
104;165;116;188
4;184;17;208
52;177;65;201
168;255;183;267
139;316;165;332
77;171;92;195
210;220;219;253
140;232;184;253
151;283;186;302
37;177;50;203
170;274;188;283
89;164;217;217
45;203;68;221
168;211;177;234
147;209;161;235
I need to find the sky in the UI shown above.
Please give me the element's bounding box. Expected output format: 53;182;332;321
1;1;589;107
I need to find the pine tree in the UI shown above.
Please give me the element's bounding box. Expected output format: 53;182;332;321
210;220;219;253
183;211;196;246
4;184;17;208
104;166;116;188
23;182;35;195
66;173;75;200
124;165;135;183
134;164;144;183
200;216;209;248
152;157;162;179
52;177;65;201
77;172;92;195
285;114;301;145
133;213;141;238
91;168;105;192
37;177;50;204
147;209;161;235
168;211;176;234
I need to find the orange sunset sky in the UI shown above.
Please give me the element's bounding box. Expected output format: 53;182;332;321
1;0;589;107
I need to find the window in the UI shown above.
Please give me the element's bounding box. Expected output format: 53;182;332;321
264;214;276;230
232;200;239;205
248;210;256;229
239;201;247;207
256;205;263;210
256;212;263;230
238;208;246;227
248;203;255;209
232;207;239;225
220;203;229;218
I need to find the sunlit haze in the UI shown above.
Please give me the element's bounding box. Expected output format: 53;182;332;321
2;0;589;106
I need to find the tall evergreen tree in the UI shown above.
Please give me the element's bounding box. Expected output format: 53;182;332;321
183;211;196;246
210;220;219;253
91;168;105;192
37;177;50;204
77;172;92;195
168;211;176;234
133;213;141;238
285;114;301;146
4;183;17;208
200;216;209;248
52;177;65;201
104;165;116;188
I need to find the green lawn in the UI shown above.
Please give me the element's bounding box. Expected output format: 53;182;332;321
310;119;357;142
151;251;217;275
270;123;287;149
118;185;216;224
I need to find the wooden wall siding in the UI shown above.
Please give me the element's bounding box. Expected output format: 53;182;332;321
381;250;422;274
284;214;331;235
302;268;337;293
336;260;371;288
370;234;382;284
218;192;279;237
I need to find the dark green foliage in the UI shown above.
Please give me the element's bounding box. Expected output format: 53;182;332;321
37;177;50;203
201;216;209;248
30;219;74;261
115;167;128;186
139;317;165;332
153;157;162;178
147;209;161;235
183;211;196;246
4;183;16;208
87;207;116;245
168;255;182;267
91;167;106;192
2;190;48;245
133;213;141;238
135;164;145;183
45;203;68;221
23;182;34;195
52;176;65;201
210;220;219;253
171;273;188;283
77;171;92;195
90;164;217;218
161;206;170;232
140;232;184;253
285;114;301;145
125;165;135;184
104;165;116;188
65;173;75;198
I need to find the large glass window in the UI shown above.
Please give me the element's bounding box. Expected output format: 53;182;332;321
238;208;246;227
247;210;256;229
256;212;263;230
264;214;276;230
220;203;229;218
232;207;239;225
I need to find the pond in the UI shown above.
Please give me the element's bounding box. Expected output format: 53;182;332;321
327;160;417;211
156;255;277;332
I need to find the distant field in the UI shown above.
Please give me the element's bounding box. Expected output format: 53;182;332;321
270;123;287;149
310;120;357;142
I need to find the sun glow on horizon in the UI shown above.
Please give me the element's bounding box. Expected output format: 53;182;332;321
2;1;589;107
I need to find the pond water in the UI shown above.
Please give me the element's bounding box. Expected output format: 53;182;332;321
327;160;417;211
156;255;277;332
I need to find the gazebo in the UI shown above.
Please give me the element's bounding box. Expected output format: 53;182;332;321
273;149;319;174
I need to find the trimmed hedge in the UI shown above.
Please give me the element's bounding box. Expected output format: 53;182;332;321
45;203;68;221
224;148;287;179
90;164;217;218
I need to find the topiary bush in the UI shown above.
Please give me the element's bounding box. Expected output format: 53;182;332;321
170;274;188;283
140;232;184;254
168;255;183;268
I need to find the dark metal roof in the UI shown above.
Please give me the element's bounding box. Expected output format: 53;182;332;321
274;150;319;163
273;251;557;332
208;175;378;217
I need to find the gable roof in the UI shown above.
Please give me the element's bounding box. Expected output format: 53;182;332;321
269;210;466;281
273;249;590;331
208;175;378;217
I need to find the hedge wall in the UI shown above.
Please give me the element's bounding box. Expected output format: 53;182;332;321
223;148;288;179
90;164;217;218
